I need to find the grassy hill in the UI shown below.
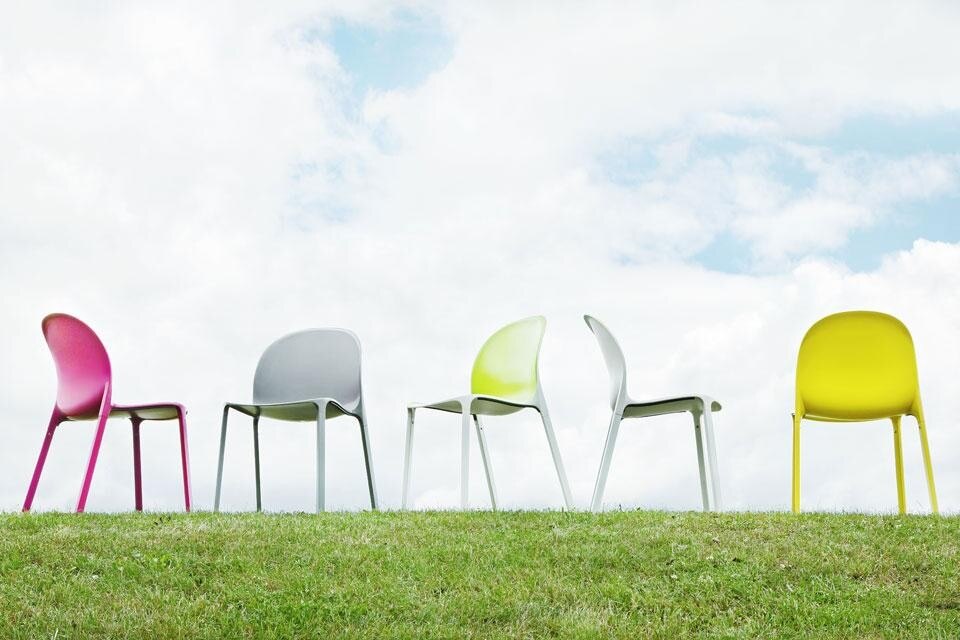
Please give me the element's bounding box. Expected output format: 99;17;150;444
1;511;958;638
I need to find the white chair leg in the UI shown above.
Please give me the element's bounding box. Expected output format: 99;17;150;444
692;411;710;512
358;409;378;510
460;406;470;509
702;404;723;511
315;401;327;513
590;411;622;512
539;405;573;510
473;415;499;510
252;414;262;512
214;406;229;513
402;408;415;510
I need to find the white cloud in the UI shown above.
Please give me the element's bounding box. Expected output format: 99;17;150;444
1;2;959;514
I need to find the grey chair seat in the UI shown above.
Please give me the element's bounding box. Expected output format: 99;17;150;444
226;399;358;422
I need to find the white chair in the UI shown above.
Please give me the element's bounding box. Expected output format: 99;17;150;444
213;328;378;513
402;316;573;510
585;315;723;512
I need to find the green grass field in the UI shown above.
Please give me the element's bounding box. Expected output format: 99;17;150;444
1;511;958;638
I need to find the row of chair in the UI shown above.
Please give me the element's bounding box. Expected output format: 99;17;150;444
21;310;939;515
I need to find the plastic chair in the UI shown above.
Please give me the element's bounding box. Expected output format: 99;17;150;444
213;328;378;513
401;316;572;510
585;315;722;512
22;313;192;513
792;311;938;514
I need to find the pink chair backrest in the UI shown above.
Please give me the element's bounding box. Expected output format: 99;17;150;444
42;314;112;418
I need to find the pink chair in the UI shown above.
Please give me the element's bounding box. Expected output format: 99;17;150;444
22;313;192;513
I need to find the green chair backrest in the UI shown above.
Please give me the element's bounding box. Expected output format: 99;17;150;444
471;316;546;404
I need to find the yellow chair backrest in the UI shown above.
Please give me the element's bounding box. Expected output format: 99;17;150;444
471;316;546;404
796;311;920;421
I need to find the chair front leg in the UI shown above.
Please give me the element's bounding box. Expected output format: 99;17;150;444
315;401;328;513
590;411;622;512
76;385;112;513
692;411;710;512
539;404;573;510
701;404;722;512
22;407;63;512
176;407;191;513
401;408;415;510
131;417;143;512
357;408;379;510
473;415;499;510
214;405;230;512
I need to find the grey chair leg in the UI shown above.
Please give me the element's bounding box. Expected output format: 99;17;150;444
539;405;573;510
473;415;499;510
702;405;723;511
252;414;262;512
315;401;328;513
402;408;415;510
590;411;623;512
692;410;710;512
460;406;471;509
358;409;378;510
214;406;229;512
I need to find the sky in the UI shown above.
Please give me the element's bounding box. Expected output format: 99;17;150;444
2;1;960;514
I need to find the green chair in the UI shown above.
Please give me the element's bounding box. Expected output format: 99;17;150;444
401;316;573;510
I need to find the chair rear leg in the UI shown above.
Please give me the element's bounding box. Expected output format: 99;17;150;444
253;415;262;512
590;411;622;512
892;416;906;515
315;401;328;513
176;408;192;512
76;388;111;513
917;414;939;514
22;408;63;512
132;418;143;512
214;406;229;512
692;411;710;512
401;408;415;510
460;407;471;509
473;415;499;510
791;414;801;514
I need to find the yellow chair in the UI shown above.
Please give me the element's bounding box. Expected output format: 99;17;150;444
792;311;938;514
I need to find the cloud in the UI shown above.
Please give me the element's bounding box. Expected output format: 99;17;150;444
1;2;959;514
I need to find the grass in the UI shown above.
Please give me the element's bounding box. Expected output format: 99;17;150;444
1;511;958;638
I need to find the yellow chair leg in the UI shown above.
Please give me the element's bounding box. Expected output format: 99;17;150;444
791;415;801;514
892;416;906;515
917;415;939;515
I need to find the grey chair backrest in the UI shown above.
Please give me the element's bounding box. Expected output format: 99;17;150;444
253;329;363;410
584;315;628;410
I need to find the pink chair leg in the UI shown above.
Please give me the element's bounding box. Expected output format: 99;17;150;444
131;418;143;512
22;408;63;512
177;408;192;512
76;386;111;513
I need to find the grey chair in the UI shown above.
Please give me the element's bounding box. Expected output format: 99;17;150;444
213;328;378;512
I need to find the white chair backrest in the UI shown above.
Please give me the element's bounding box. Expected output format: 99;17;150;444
584;315;628;410
253;328;362;410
